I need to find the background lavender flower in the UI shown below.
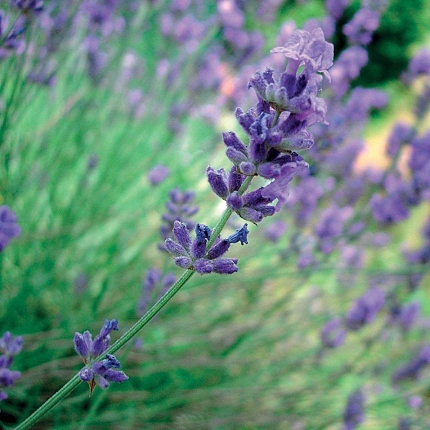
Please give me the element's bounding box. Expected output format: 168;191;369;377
0;332;23;405
147;164;170;186
343;389;365;430
0;206;21;251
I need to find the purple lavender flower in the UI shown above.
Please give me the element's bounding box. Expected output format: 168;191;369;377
0;332;23;404
326;0;351;20
0;12;26;57
165;221;247;274
386;122;414;158
345;287;385;331
392;345;430;383
343;389;365;430
74;319;127;393
403;48;430;82
264;219;287;242
370;173;412;224
343;7;380;46
79;353;128;393
389;301;420;331
0;205;21;252
320;317;346;348
148;164;170;185
330;46;368;97
210;28;333;218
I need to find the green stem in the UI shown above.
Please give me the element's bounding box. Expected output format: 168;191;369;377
15;269;194;430
14;374;82;430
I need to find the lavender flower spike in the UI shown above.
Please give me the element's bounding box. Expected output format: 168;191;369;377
74;319;127;394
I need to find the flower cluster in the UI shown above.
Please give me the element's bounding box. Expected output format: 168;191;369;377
165;221;249;275
0;331;23;406
0;205;21;252
74;319;128;393
206;28;333;223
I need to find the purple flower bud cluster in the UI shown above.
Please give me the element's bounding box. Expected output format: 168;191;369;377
159;188;199;251
207;28;333;223
343;389;365;430
138;268;176;317
74;319;128;392
0;205;21;252
0;331;23;405
165;221;249;274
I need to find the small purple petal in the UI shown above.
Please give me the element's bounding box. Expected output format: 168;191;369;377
165;238;188;257
79;366;94;382
74;332;90;359
213;258;239;274
226;192;244;211
173;220;192;250
207;239;230;260
174;256;192;269
193;258;213;274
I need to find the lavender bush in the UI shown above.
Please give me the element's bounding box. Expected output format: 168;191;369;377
1;0;430;429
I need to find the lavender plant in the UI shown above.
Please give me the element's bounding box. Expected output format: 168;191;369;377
10;23;335;429
2;0;430;428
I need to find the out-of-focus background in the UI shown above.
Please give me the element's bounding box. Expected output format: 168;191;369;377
1;0;430;428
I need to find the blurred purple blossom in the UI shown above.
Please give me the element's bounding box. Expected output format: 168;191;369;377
0;205;21;252
320;317;346;348
264;219;287;242
392;345;430;383
343;7;380;46
346;287;385;331
0;332;23;404
343;389;365;430
326;0;351;19
148;165;170;186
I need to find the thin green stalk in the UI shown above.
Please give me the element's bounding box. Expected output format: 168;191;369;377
15;268;194;430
